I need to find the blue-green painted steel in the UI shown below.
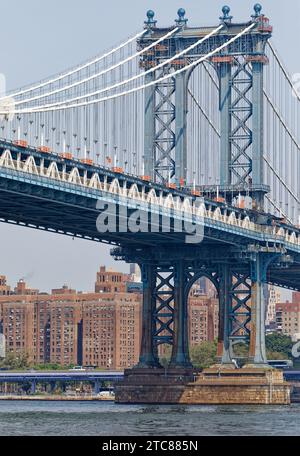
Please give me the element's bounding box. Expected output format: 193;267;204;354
144;72;156;180
219;61;232;189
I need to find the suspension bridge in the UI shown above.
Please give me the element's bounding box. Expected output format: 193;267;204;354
0;4;299;403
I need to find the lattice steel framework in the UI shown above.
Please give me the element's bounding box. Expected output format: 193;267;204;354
153;74;176;183
140;9;272;209
153;267;175;346
230;271;251;341
229;58;253;188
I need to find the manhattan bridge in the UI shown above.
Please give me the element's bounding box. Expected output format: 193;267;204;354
0;4;299;371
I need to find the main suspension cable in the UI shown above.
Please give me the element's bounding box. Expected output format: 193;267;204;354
13;27;180;106
5;23;255;115
0;29;147;101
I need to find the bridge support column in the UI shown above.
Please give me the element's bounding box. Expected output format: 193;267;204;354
170;260;191;368
94;380;101;395
219;60;232;198
248;254;268;366
175;72;188;186
137;264;160;368
217;263;234;365
252;60;265;211
31;380;36;395
144;72;156;180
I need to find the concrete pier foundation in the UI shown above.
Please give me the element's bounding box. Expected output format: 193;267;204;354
115;367;291;405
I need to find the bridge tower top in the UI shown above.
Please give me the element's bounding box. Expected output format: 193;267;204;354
175;8;188;27
140;4;272;211
144;10;157;29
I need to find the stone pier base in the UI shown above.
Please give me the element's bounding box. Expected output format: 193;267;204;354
115;366;291;405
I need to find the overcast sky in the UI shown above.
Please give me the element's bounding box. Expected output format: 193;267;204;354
0;0;298;292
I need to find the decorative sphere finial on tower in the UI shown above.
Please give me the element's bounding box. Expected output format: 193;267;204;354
254;3;263;16
147;10;155;20
220;5;233;23
175;8;188;26
222;5;230;17
145;10;157;28
178;8;186;19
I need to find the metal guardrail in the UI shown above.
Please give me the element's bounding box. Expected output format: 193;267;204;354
0;371;124;383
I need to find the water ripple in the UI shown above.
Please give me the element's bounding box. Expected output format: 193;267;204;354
0;401;299;436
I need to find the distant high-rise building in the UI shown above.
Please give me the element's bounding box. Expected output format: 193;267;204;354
266;285;282;327
0;276;11;296
51;285;76;295
189;296;219;345
82;293;141;369
129;264;141;283
14;279;39;296
95;266;130;293
0;298;35;361
0;269;142;369
276;292;300;341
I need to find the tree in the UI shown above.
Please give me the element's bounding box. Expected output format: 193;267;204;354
159;345;172;368
159;341;218;370
0;352;31;370
232;342;249;358
266;333;293;359
33;363;65;371
190;340;217;370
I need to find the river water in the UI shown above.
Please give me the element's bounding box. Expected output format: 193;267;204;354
0;401;300;436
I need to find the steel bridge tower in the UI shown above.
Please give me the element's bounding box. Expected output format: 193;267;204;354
115;5;280;377
141;4;271;211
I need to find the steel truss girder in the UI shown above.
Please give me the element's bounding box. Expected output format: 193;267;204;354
153;71;176;183
186;264;251;344
230;271;251;341
152;267;175;346
184;266;220;297
229;57;253;186
140;24;270;191
113;242;300;368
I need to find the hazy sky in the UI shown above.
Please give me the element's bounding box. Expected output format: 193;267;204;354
0;0;299;292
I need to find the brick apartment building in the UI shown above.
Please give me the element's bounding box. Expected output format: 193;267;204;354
0;269;142;369
189;296;219;345
0;267;220;368
0;275;11;295
0;284;82;365
266;285;282;327
276;292;300;341
95;266;130;293
82;293;141;369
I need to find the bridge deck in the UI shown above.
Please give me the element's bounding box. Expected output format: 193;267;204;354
0;140;300;290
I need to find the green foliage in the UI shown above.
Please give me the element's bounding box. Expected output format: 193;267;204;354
265;333;293;359
33;363;67;371
232;343;249;358
266;350;288;360
0;352;30;370
159;341;218;370
190;340;217;369
0;352;76;371
159;344;172;368
231;335;293;362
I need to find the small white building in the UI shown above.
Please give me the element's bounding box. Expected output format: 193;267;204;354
0;333;5;359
